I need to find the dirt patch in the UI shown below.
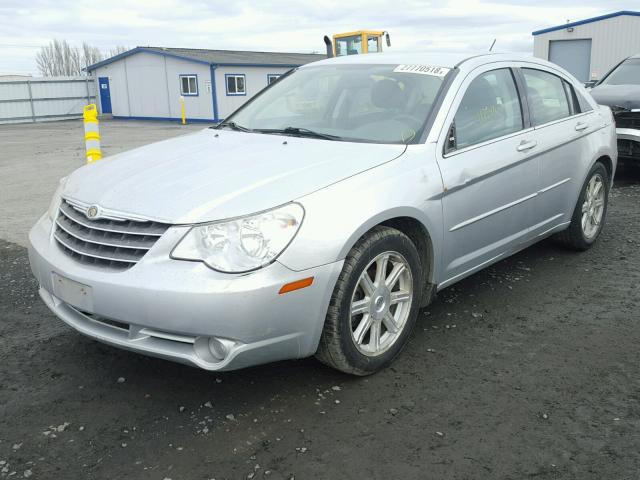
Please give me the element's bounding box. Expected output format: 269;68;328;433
1;171;639;480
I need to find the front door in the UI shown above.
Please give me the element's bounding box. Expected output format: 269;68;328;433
435;66;539;288
98;77;112;114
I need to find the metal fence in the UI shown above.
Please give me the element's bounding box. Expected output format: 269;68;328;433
0;77;96;125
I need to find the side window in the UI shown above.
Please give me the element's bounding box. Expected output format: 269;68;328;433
562;80;580;115
451;68;524;151
575;88;594;113
522;69;571;125
367;35;379;53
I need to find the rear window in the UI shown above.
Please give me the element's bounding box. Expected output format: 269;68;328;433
522;69;571;126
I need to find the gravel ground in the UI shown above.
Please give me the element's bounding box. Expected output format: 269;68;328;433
0;119;204;247
1;121;639;479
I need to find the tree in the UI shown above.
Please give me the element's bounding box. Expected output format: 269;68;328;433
108;46;129;57
36;39;80;76
81;42;103;72
36;40;131;77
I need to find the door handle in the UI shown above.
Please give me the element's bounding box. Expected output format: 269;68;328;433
575;122;589;131
516;140;537;152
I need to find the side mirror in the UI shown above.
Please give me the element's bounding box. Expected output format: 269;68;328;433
584;80;598;88
385;33;391;47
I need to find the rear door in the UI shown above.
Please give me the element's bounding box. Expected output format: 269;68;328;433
518;67;600;237
435;65;539;288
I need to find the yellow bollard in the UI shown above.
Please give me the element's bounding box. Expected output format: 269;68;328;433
83;104;102;163
180;95;186;125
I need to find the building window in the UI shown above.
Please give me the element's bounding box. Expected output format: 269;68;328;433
267;74;281;85
226;74;246;96
179;75;198;96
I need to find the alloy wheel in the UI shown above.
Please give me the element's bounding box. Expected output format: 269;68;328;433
581;173;605;240
349;251;413;357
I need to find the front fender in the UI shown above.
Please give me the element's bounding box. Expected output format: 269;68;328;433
278;144;445;284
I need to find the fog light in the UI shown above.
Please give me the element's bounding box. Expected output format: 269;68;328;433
208;337;228;361
194;336;235;364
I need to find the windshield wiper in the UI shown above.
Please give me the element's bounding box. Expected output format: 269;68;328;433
254;126;343;141
216;121;253;132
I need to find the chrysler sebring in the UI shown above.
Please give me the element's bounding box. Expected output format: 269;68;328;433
29;52;617;375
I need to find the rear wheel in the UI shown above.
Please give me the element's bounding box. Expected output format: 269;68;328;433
316;226;422;375
556;162;609;250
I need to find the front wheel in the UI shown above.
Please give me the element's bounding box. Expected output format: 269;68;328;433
556;162;610;250
316;226;422;375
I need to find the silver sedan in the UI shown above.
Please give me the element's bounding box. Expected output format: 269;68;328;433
29;52;617;375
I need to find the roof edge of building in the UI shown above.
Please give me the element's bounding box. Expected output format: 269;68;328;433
86;46;324;72
532;10;640;36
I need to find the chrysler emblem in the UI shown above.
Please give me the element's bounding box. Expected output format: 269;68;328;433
86;206;99;219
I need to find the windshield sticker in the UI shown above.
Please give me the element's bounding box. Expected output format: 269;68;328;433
394;65;450;77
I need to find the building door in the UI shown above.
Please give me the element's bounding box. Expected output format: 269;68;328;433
98;77;112;114
549;39;592;82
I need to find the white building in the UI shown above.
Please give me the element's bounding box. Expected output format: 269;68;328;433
533;10;640;82
87;47;325;122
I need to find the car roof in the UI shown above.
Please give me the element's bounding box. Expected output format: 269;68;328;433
302;51;543;70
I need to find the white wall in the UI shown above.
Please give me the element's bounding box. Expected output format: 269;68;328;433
164;57;213;120
214;65;293;120
534;15;640;80
94;52;214;120
94;60;128;116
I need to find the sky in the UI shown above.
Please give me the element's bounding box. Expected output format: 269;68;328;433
0;0;636;75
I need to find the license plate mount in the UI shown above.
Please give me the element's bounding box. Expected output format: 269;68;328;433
52;272;94;312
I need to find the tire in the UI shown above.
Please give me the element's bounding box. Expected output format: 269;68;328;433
315;226;423;375
555;162;610;251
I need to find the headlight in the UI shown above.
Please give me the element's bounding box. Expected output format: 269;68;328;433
47;177;67;220
171;203;304;273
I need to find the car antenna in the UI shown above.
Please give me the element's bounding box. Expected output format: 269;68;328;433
489;38;496;52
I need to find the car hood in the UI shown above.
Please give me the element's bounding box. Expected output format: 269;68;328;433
590;84;640;110
63;129;406;224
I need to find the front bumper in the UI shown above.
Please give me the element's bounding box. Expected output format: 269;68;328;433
28;213;343;371
616;128;640;160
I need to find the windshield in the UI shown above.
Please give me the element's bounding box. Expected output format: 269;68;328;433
224;64;450;144
602;58;640;86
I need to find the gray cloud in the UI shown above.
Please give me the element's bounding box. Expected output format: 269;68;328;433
0;0;634;75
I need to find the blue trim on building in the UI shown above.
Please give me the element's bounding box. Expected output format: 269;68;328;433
225;73;247;96
112;115;216;123
179;73;199;96
210;65;220;122
532;10;640;36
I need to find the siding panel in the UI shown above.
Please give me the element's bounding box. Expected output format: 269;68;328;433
533;15;640;80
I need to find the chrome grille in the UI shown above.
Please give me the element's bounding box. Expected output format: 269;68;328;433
54;199;170;270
